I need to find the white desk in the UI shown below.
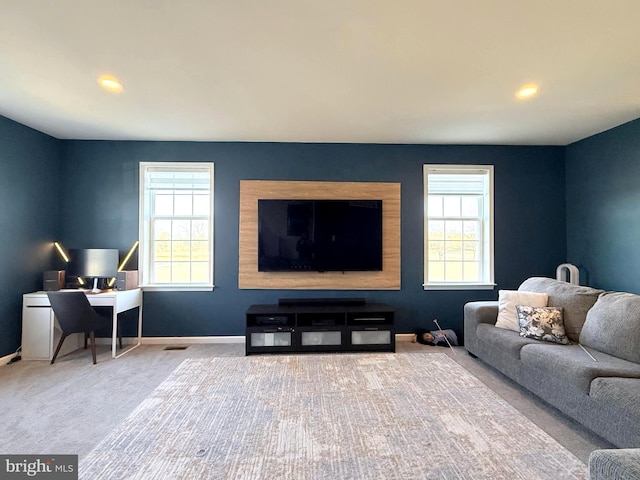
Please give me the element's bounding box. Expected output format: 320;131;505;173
22;289;143;360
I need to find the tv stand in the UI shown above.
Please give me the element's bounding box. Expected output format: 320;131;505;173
246;300;394;355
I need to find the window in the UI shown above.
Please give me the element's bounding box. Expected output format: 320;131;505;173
423;165;494;289
139;162;214;290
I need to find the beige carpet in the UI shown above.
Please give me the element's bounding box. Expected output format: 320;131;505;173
79;353;587;479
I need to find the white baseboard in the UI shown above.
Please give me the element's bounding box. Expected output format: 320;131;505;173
93;336;246;346
142;336;246;345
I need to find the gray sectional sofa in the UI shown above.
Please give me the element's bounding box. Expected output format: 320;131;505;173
589;449;640;480
464;277;640;477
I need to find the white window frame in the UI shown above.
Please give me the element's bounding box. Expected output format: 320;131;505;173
139;162;214;291
423;164;495;290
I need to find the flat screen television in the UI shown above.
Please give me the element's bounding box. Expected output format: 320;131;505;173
258;199;383;272
67;249;119;289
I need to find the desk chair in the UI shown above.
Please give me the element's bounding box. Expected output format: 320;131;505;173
47;291;121;364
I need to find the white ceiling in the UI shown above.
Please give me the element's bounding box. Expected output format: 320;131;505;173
1;0;640;145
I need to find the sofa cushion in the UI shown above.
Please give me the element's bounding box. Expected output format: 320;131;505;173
476;323;539;358
495;289;548;332
580;292;640;364
474;324;539;379
519;343;640;394
519;277;604;342
516;305;569;344
590;377;640;420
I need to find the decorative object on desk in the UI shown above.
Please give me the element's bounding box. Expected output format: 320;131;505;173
43;270;65;291
46;291;122;365
118;240;139;271
116;270;139;290
108;240;139;289
51;241;70;289
53;241;70;263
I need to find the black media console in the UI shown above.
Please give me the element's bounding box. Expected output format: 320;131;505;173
245;298;395;355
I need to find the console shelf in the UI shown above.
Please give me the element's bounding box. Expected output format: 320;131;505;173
245;301;395;355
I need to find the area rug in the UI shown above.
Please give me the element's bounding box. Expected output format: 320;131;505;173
79;353;587;479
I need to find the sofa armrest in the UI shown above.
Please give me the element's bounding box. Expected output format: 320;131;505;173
463;301;498;354
464;301;499;327
589;449;640;480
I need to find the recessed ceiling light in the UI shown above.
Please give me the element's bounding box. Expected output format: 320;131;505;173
516;85;538;99
98;75;124;93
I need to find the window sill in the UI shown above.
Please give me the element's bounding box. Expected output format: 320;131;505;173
422;283;496;291
141;285;215;292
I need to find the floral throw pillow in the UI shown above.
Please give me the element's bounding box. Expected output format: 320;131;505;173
516;305;570;345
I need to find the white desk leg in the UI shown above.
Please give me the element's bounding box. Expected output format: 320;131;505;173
112;309;118;358
114;300;142;359
137;303;143;344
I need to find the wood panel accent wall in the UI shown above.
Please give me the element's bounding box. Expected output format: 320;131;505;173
239;180;401;290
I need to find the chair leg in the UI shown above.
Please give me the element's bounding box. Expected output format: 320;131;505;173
89;331;97;364
118;323;123;349
51;334;68;365
84;332;89;349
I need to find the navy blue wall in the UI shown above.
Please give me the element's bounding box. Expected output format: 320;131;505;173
0;116;62;358
0;110;573;358
60;141;567;341
566;117;640;293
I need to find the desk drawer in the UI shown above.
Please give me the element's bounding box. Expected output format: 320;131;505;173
23;297;51;307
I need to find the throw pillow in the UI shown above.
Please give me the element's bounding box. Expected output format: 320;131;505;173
518;277;604;342
495;290;549;332
516;305;569;344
